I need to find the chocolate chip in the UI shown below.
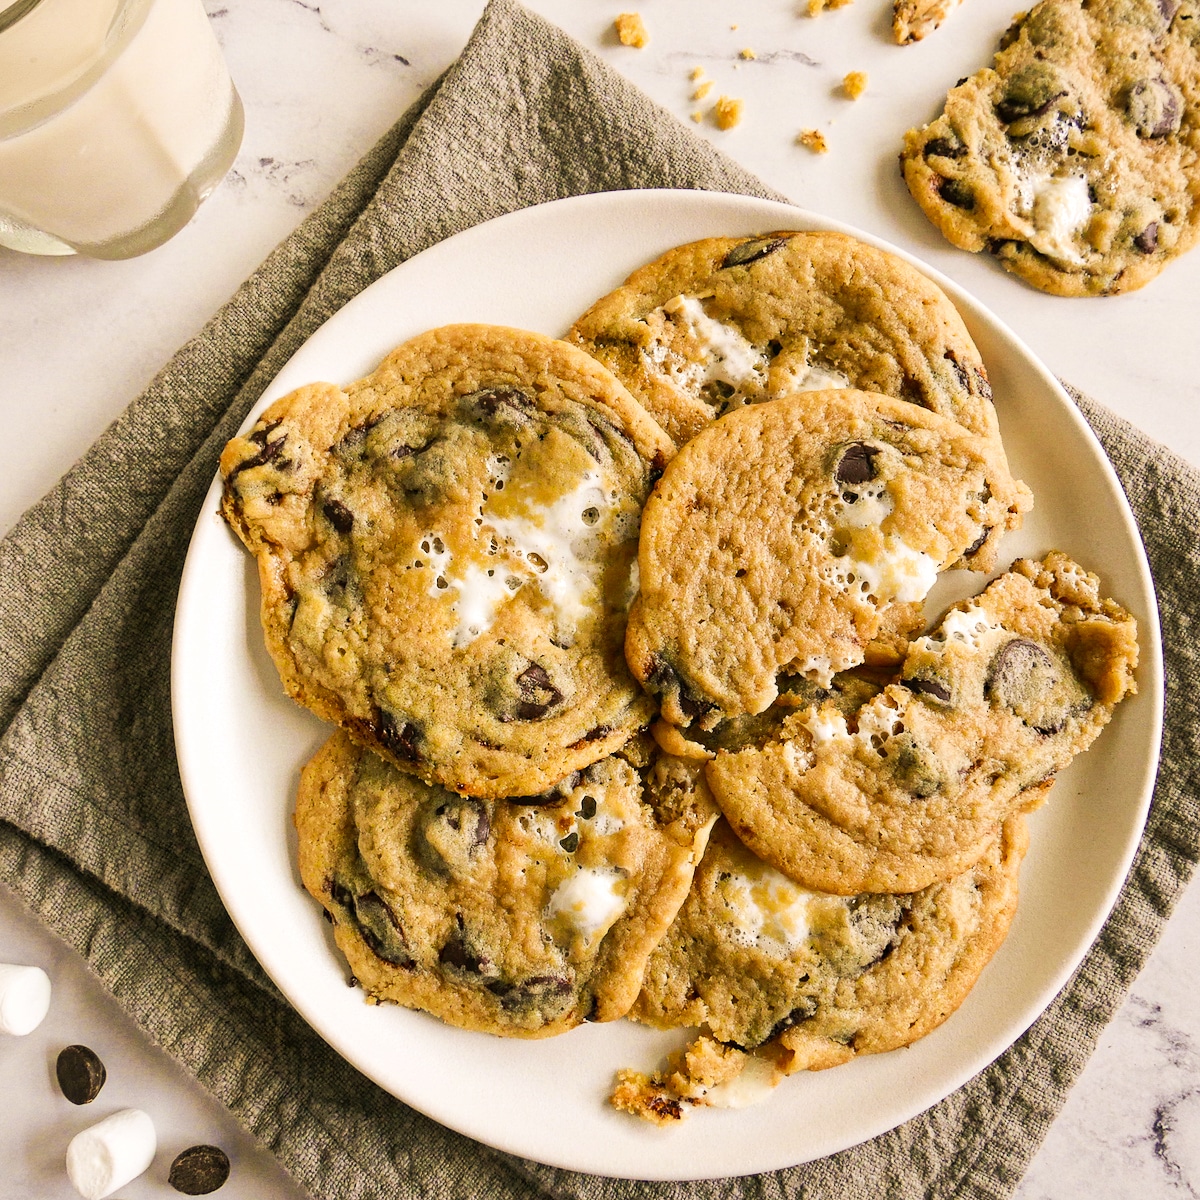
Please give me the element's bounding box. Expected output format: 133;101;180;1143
1134;222;1159;254
986;637;1084;734
494;973;574;1017
352;891;415;966
225;421;287;481
571;726;612;750
961;526;991;559
720;236;789;268
55;1045;106;1105
937;176;975;210
646;657;716;723
905;675;952;704
439;916;491;976
322;497;355;533
760;997;821;1046
416;796;490;876
559;832;579;852
1126;78;1181;138
888;733;943;798
465;386;534;424
925;136;967;159
994;64;1067;123
168;1144;230;1195
376;710;422;762
943;350;971;391
834;441;881;485
515;663;564;720
578;794;598;819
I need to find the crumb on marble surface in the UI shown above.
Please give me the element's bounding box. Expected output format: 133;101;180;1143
797;127;829;152
807;0;853;14
693;79;714;99
842;70;868;98
714;95;744;129
740;47;757;59
614;12;649;47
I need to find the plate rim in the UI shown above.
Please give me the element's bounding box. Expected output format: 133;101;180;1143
172;187;1164;1180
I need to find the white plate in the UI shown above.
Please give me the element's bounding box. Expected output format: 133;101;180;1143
172;190;1163;1181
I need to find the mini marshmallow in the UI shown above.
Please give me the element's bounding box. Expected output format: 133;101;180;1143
66;1108;157;1200
0;962;52;1035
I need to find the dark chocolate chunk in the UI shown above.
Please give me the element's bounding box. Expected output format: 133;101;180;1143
720;236;789;268
961;526;991;559
646;657;717;723
352;891;415;966
416;796;490;876
924;136;966;159
225;420;287;482
496;973;574;1015
1126;78;1181;138
985;637;1086;734
834;441;881;485
559;832;579;852
169;1144;231;1195
322;497;355;533
376;710;422;762
514;663;564;720
943;349;971;391
994;63;1067;123
759;997;821;1047
887;733;943;798
937;176;975;210
55;1045;106;1105
1134;222;1159;254
578;794;598;819
439;916;491;976
905;674;953;704
464;386;534;426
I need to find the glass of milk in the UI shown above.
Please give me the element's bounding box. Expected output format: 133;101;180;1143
0;0;243;258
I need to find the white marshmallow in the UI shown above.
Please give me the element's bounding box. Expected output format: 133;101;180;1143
0;962;52;1035
66;1108;157;1200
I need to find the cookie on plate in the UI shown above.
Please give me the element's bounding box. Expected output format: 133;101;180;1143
707;552;1139;894
900;0;1200;295
295;731;719;1037
220;324;673;799
567;230;1000;448
625;388;1032;729
611;814;1028;1123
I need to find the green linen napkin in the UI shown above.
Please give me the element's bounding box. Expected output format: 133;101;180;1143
1;1;1197;1196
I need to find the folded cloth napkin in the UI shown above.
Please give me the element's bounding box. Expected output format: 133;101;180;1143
1;2;1197;1196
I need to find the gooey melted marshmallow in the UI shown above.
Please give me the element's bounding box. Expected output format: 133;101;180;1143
419;440;620;647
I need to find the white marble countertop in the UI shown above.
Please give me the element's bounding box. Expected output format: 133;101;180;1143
0;0;1197;1196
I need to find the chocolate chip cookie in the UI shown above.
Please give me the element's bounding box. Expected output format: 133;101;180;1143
611;814;1028;1123
220;324;673;799
625;388;1032;730
567;230;1000;447
901;0;1200;295
708;552;1139;894
294;731;717;1036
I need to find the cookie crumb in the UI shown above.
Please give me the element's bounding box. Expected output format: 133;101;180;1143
807;0;853;14
740;47;757;60
691;110;704;123
714;96;744;130
842;70;868;99
797;128;829;153
693;79;714;100
690;66;706;81
614;12;649;47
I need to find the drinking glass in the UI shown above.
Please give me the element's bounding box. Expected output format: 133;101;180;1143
0;0;244;258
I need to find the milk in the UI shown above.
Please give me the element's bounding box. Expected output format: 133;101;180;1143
0;0;242;256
